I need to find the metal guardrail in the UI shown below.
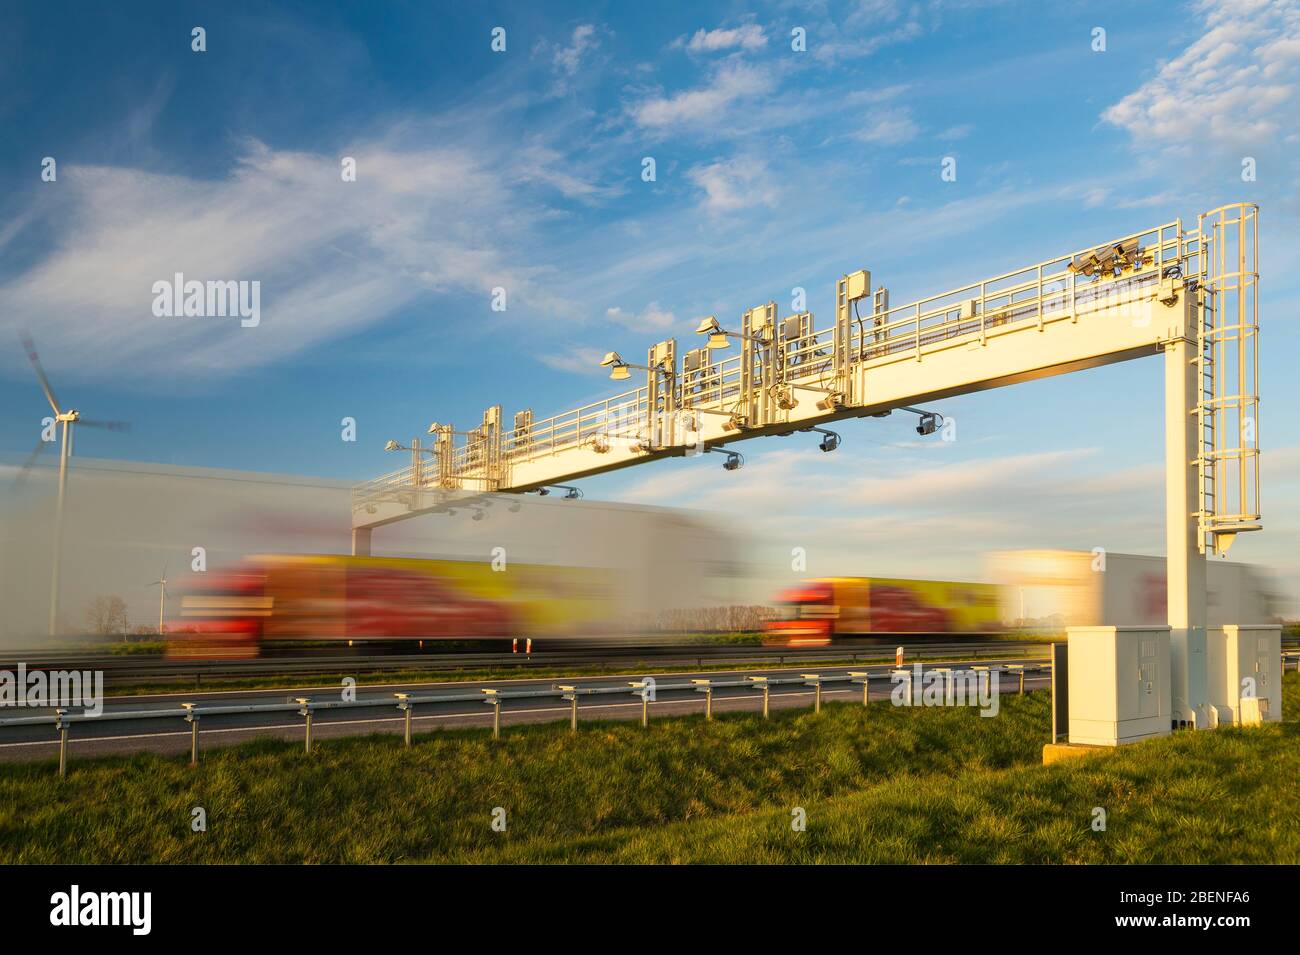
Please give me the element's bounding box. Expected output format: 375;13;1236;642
3;662;1053;777
0;641;1052;687
13;651;1295;777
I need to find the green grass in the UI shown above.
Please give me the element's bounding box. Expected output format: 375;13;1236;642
2;674;1295;864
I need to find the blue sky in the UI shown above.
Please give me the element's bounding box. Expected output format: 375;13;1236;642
2;1;1298;604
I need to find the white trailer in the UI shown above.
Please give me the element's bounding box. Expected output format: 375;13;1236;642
986;550;1277;631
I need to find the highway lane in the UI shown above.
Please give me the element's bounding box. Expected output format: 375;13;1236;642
0;657;1051;763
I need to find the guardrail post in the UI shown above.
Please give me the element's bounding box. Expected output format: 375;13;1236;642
54;708;68;778
182;703;200;766
557;685;579;733
747;676;770;719
482;689;502;739
395;693;413;747
691;679;713;719
848;671;871;706
971;666;993;699
295;697;314;753
802;674;822;712
628;682;650;727
1006;665;1026;695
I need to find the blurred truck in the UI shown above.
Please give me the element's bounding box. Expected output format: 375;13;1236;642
764;551;1278;647
167;501;745;658
986;550;1278;630
765;577;1002;646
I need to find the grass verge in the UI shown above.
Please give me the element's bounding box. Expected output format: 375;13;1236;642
2;674;1294;864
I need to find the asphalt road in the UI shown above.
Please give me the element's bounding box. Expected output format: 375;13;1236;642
0;657;1051;763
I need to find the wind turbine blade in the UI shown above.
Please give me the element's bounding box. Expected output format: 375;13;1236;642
78;419;132;432
19;332;60;414
11;438;49;488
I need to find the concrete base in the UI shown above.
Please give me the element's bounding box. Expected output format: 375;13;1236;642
1042;742;1112;766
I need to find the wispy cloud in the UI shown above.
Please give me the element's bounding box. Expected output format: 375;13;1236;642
538;345;607;374
686;156;780;214
854;107;921;145
552;23;599;76
0;136;564;379
681;24;767;53
630;60;773;130
605;301;677;330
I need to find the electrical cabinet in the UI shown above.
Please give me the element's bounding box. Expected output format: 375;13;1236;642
1206;624;1282;726
1067;626;1171;746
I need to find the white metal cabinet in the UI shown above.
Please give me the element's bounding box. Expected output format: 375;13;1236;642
1067;626;1172;746
1206;624;1282;725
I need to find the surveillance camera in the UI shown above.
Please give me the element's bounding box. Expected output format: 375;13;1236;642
819;435;840;452
916;413;939;436
722;453;742;472
537;487;550;496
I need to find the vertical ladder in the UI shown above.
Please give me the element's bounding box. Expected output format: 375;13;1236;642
1195;203;1261;555
1196;267;1216;548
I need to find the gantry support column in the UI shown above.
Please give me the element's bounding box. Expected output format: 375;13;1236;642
351;526;372;557
1165;336;1207;727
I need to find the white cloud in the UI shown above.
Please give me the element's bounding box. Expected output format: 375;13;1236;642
1081;187;1111;208
553;23;598;76
605;301;676;330
538;345;607;374
813;18;924;63
686;156;779;213
854;107;920;145
846;447;1098;508
0;137;556;380
631;61;773;129
1101;0;1300;152
683;25;767;53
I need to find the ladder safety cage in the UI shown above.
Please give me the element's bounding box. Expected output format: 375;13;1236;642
1193;203;1260;555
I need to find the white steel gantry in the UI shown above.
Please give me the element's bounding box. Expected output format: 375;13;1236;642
353;203;1262;727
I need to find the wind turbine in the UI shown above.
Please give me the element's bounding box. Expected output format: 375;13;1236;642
16;333;130;636
148;563;168;636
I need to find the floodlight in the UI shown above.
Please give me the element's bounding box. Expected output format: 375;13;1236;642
600;351;622;367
